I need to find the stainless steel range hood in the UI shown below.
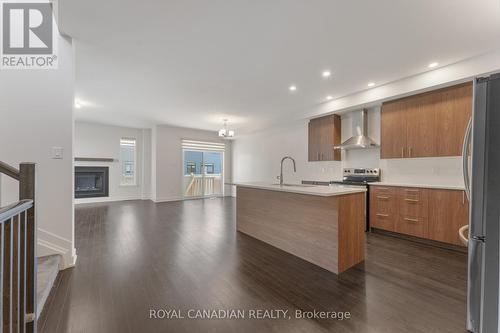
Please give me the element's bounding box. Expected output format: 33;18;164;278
334;109;379;150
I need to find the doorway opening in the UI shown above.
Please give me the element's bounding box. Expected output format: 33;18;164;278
182;140;224;199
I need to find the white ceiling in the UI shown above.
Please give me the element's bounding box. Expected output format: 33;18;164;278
60;0;500;133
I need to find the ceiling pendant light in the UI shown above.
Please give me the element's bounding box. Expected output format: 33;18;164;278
218;119;235;139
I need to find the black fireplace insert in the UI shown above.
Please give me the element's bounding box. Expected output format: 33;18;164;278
75;166;109;198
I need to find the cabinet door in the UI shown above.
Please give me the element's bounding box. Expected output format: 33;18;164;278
308;118;321;161
395;187;429;238
321;115;341;161
428;189;469;246
380;101;407;159
370;187;397;231
308;115;341;161
405;92;438;158
319;116;330;161
435;83;473;156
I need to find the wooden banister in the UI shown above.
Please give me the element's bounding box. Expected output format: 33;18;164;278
0;162;36;333
19;163;36;333
0;161;20;181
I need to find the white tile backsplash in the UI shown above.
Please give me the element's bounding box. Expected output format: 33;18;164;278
379;156;464;186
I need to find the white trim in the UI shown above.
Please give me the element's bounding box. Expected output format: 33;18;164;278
75;196;143;204
181;139;226;152
118;184;139;187
38;227;72;245
152;196;184;203
37;227;76;269
37;239;76;270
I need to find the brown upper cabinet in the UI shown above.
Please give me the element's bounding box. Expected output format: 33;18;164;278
308;114;341;161
380;82;472;159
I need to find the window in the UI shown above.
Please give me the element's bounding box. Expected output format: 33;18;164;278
120;138;136;185
186;162;196;174
205;163;214;174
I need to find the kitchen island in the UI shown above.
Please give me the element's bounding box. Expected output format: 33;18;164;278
234;182;366;274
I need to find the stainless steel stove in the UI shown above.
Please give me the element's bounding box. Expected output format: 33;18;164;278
302;168;380;231
330;168;380;186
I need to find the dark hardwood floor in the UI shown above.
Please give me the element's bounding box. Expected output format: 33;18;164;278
38;198;468;333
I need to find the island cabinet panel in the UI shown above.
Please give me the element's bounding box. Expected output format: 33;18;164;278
370;185;467;247
428;189;469;246
308;114;341;161
338;192;366;273
380;82;472;159
236;187;365;274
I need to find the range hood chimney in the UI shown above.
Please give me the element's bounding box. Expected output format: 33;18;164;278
334;109;379;150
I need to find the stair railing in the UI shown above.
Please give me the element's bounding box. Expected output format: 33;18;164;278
0;162;36;333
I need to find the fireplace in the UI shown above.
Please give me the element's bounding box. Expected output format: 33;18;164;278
75;166;109;198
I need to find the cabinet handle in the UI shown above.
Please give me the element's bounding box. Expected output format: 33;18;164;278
377;213;389;217
404;217;419;223
401;147;404;158
404;198;419;202
404;189;419;192
377;196;390;199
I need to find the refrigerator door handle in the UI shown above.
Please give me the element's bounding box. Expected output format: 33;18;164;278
462;118;472;201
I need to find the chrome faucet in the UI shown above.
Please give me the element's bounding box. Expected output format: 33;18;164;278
278;156;296;185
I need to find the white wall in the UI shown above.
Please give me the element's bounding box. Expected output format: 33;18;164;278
232;107;464;188
152;124;232;202
232;120;342;184
74;121;151;203
0;35;76;268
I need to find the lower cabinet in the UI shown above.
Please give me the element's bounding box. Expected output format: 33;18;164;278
370;186;468;246
428;189;469;246
370;187;397;231
395;187;429;238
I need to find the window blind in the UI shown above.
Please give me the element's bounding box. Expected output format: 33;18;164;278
181;140;225;152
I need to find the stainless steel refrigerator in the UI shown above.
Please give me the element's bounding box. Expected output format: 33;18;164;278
463;74;500;333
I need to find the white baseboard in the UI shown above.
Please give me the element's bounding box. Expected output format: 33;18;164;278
152;196;184;203
75;196;142;204
38;239;76;270
37;228;76;270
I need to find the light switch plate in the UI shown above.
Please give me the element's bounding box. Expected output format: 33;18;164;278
52;147;63;159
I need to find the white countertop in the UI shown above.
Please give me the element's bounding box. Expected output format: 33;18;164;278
230;182;366;197
369;182;465;191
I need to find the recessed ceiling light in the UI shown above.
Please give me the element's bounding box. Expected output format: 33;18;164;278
75;102;81;109
428;62;439;68
322;70;331;78
326;95;333;100
367;82;375;87
289;85;297;92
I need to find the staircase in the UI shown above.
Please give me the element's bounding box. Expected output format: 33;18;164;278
0;161;37;332
37;255;61;318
